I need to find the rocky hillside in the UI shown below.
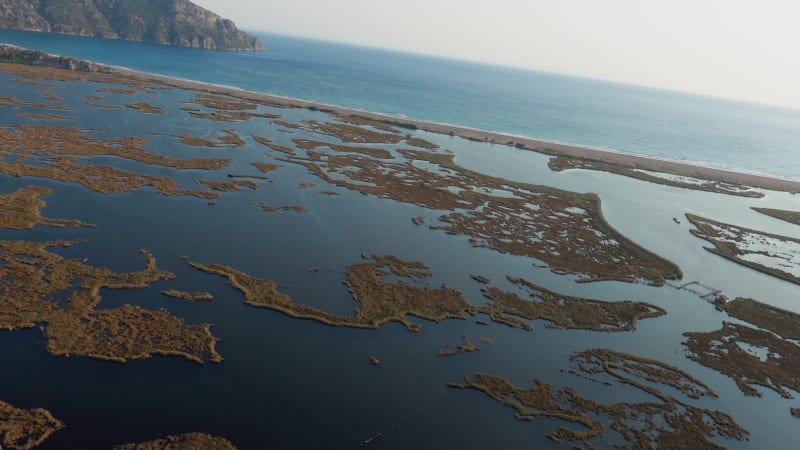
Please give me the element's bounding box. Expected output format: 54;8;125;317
0;0;264;51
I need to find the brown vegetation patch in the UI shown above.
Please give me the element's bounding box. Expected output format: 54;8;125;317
480;276;665;332
437;336;481;357
9;78;59;87
684;322;800;398
298;181;316;189
127;102;165;114
0;240;221;364
183;94;280;122
687;214;800;286
299;120;404;144
0;124;230;198
253;203;306;214
334;114;399;133
41;92;65;103
178;129;245;148
18;113;77;121
405;137;439;149
191;255;474;332
752;207;800;226
549;156;763;198
252;135;296;155
84;101;123;110
451;349;746;448
100;87;137;95
0;185;94;229
46;304;221;364
252;162;281;173
280;146;680;285
1;96;70;111
162;290;214;301
198;179;258;192
291;139;393;159
114;432;238;450
718;297;800;340
0;400;64;450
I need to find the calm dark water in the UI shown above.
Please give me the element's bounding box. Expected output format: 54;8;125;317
0;39;799;450
0;29;799;179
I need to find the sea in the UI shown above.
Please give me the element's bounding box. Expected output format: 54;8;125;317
0;28;798;180
0;28;799;450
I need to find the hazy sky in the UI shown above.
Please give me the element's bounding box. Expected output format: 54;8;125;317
194;0;800;109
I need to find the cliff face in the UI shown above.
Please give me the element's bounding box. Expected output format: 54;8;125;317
0;0;264;51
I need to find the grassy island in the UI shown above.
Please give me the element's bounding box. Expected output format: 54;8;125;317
0;124;231;198
752;207;800;226
450;349;746;447
0;239;221;364
549;156;763;198
114;432;238;450
192;255;665;333
0;185;94;229
162;290;214;302
718;297;800;340
480;276;665;332
274;135;681;285
0;400;64;450
687;214;800;286
684;322;800;399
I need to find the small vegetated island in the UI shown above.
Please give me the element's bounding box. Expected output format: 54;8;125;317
190;254;664;333
686;213;800;286
449;348;748;448
1;45;795;448
684;297;800;413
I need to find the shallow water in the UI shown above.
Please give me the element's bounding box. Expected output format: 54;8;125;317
0;66;798;450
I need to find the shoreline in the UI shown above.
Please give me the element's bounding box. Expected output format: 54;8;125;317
2;44;799;194
100;65;800;194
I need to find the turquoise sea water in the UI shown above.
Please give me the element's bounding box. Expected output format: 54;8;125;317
1;28;798;180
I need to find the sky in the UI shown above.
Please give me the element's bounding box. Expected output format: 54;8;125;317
193;0;800;109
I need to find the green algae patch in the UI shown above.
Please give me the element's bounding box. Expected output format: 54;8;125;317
480;276;666;332
718;297;800;340
0;186;94;230
752;207;800;226
162;290;214;302
687;214;800;286
451;349;746;448
114;432;238;450
684;322;800;399
0;400;64;450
